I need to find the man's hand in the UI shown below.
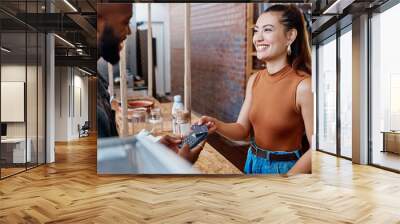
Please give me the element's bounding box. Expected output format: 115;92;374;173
158;135;205;164
158;135;182;153
178;141;206;164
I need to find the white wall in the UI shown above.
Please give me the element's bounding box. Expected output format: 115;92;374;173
73;73;89;138
1;65;29;138
1;64;26;82
55;66;68;141
134;3;172;94
1;63;45;164
1;65;26;81
135;3;169;22
54;67;89;141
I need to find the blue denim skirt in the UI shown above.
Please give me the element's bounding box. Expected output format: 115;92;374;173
244;142;301;174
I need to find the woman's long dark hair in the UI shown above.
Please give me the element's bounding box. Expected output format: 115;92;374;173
264;5;312;154
264;4;311;75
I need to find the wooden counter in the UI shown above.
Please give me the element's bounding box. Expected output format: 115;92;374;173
114;96;242;174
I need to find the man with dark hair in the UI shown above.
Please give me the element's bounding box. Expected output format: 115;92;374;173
96;4;203;164
97;4;132;138
98;4;132;65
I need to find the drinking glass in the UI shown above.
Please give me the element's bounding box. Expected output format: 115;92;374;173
130;108;147;135
148;107;163;136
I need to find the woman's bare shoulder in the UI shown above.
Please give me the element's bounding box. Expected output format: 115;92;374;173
297;77;312;97
247;70;263;89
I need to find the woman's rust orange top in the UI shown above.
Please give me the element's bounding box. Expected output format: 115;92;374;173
248;65;310;151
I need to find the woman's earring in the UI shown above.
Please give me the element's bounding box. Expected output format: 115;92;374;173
287;44;292;56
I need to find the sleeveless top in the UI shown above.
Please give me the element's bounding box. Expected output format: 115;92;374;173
248;65;310;151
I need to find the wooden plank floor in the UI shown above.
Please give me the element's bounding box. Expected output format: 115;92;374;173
1;135;400;223
372;151;400;171
1;167;26;178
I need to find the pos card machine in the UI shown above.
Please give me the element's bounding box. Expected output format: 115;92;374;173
179;125;209;149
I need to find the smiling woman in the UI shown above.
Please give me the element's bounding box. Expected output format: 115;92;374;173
253;5;311;74
198;4;313;175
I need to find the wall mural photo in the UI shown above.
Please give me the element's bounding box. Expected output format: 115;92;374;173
96;3;313;175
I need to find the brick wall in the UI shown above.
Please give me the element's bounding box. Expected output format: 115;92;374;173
170;3;185;100
169;3;247;122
